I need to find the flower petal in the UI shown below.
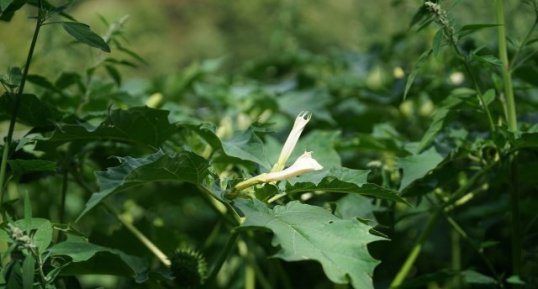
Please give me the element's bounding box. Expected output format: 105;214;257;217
271;111;312;172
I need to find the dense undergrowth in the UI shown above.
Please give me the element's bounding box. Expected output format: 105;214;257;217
1;1;538;289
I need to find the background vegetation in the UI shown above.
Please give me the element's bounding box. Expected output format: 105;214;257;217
1;0;538;289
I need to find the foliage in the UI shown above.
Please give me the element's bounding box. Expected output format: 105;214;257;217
1;1;538;289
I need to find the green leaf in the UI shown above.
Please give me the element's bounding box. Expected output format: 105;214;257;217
222;128;273;170
105;64;122;85
22;255;35;289
404;49;432;99
506;275;525;285
418;89;474;151
0;93;64;127
285;167;408;204
8;159;57;176
397;147;443;190
5;261;22;289
237;199;384;289
35;106;176;150
276;89;335;124
117;44;148;65
76;150;209;221
7;218;53;252
55;72;83;89
26;74;58;91
461;270;497;285
62;22;110;52
291;130;342;168
482;89;495;106
0;0;25;21
0;0;14;11
458;24;500;38
515;132;538;149
334;194;377;220
48;234;147;281
345;133;408;156
432;29;443;57
476;55;502;66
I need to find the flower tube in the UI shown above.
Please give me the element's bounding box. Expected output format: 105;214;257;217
234;152;323;192
271;111;312;172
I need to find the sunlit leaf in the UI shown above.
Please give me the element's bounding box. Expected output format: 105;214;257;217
222;128;273;170
397;147;443;190
237;199;384;289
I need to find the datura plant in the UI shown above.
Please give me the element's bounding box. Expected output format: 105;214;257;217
225;111;323;197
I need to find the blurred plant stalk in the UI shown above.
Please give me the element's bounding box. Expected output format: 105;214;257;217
0;0;45;263
496;0;518;132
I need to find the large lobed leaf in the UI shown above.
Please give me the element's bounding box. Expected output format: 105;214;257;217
236;199;384;289
76;150;209;221
36;106;176;150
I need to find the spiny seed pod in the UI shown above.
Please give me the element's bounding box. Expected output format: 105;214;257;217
170;248;208;289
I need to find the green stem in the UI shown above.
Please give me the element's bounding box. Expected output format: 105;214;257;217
389;168;489;288
461;60;496;134
445;215;502;283
206;230;239;284
273;260;293;289
444;21;496;134
59;168;68;225
450;227;462;289
71;169;171;267
496;0;518;132
510;13;538;72
249;252;273;289
245;261;256;289
103;202;171;267
197;185;241;226
389;209;442;289
0;1;44;209
509;155;521;277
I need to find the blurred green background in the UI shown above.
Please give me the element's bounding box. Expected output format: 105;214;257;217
2;0;533;79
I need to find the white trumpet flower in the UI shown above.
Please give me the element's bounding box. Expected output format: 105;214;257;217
234;152;323;191
226;111;322;198
271;111;312;172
